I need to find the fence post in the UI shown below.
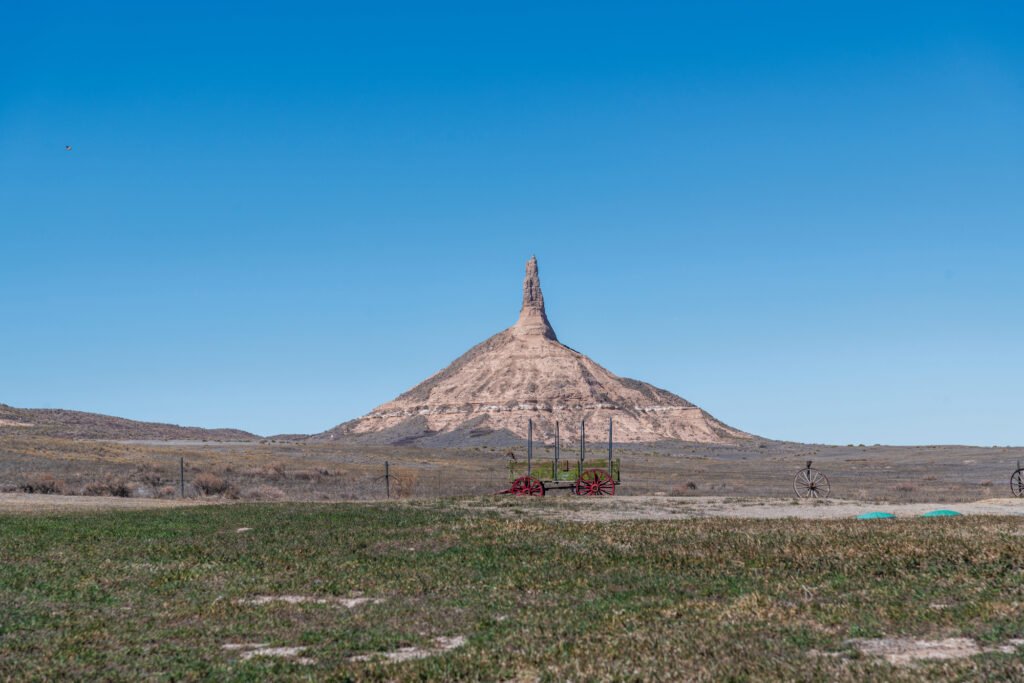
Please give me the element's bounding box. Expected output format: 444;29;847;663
385;461;390;499
580;419;586;472
179;457;185;498
608;417;613;481
555;421;560;480
527;418;533;477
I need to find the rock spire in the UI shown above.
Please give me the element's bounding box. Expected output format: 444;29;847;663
513;256;557;340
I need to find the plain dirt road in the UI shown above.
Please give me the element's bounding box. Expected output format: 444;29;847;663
457;495;1024;522
0;492;214;514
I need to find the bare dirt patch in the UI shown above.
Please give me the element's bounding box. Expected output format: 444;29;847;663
350;635;467;663
236;595;381;608
457;495;1024;522
0;492;211;514
222;643;315;665
847;637;1024;666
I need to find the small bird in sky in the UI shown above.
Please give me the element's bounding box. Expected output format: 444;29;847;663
65;145;72;151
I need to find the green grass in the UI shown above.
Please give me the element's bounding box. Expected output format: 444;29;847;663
2;501;1024;681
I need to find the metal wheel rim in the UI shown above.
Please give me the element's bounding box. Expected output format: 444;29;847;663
511;475;544;497
1011;471;1024;498
576;469;614;496
794;468;830;499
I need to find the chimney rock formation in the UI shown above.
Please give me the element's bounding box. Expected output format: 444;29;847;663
323;257;749;445
514;255;557;340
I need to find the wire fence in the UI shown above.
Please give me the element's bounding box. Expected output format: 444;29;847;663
3;452;1019;504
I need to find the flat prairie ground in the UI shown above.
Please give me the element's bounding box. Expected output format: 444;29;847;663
2;434;1023;503
3;499;1024;681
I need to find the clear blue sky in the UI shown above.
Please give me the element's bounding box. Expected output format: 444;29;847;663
2;2;1022;444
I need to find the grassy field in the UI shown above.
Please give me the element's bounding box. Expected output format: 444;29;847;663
2;500;1024;681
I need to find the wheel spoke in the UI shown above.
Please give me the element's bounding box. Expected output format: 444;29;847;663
794;468;830;499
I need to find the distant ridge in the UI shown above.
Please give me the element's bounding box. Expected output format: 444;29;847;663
0;403;258;441
320;256;750;446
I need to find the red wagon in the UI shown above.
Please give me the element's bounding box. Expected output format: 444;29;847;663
499;418;620;497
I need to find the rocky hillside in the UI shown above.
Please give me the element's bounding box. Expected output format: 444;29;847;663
0;404;258;441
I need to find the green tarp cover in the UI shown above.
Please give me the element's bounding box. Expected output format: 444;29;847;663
922;509;962;517
857;511;896;520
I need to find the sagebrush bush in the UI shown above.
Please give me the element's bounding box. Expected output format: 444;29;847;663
261;463;286;479
241;485;286;501
19;474;67;495
392;471;419;498
193;472;231;496
667;482;698;496
82;476;133;497
136;468;166;487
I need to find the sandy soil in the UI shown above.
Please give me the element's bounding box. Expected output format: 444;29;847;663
845;637;1024;666
461;495;1024;521
0;492;213;513
5;492;1024;519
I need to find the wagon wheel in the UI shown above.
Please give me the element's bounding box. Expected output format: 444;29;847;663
794;467;830;499
574;469;615;496
1011;469;1024;498
509;475;545;497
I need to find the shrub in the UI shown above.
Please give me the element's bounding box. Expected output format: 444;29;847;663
667;482;697;496
193;472;230;496
241;485;286;501
392;471;419;498
82;476;133;497
261;463;286;479
136;468;165;487
157;485;177;498
19;474;67;495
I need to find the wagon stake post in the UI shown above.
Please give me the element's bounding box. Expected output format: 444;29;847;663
554;421;560;480
527;418;532;477
608;418;613;482
579;419;585;473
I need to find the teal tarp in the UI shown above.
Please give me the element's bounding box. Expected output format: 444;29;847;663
857;511;896;520
922;509;962;517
